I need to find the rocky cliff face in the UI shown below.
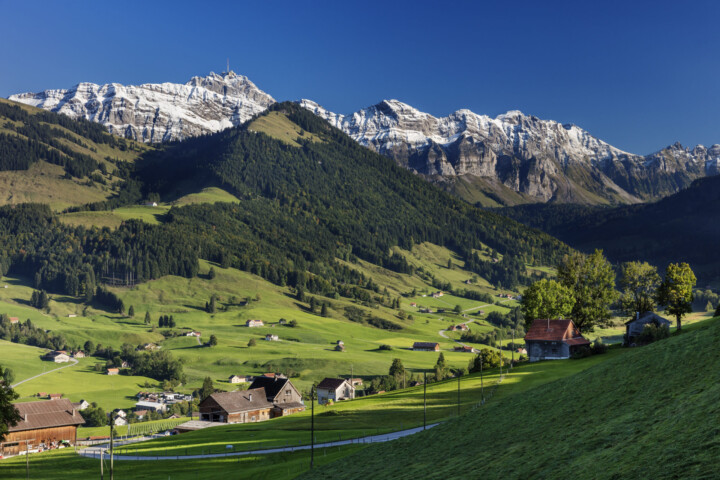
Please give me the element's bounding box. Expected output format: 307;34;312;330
9;72;275;143
299;99;719;204
10;73;718;205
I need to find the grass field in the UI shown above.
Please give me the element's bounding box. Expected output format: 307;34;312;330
0;443;365;480
0;239;524;411
115;348;621;457
59;188;240;228
248;111;325;147
301;316;720;479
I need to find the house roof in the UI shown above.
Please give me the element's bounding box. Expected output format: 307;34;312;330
203;388;273;414
413;342;439;348
248;376;294;400
317;378;350;390
625;312;672;326
273;402;306;410
9;399;85;432
524;319;587;343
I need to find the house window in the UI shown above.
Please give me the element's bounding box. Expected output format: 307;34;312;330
251;416;256;422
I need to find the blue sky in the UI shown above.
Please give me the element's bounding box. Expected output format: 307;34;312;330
0;0;718;154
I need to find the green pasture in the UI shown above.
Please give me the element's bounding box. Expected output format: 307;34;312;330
0;443;364;480
118;348;620;457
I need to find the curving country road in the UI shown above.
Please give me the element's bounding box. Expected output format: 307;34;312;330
78;423;441;461
11;358;79;388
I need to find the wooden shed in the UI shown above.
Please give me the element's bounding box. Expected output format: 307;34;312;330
2;399;85;457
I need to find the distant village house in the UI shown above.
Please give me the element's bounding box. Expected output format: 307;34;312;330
246;319;264;328
248;376;305;417
413;342;440;352
43;351;70;363
317;378;355;405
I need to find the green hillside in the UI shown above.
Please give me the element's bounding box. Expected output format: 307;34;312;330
0;98;150;210
501;175;720;284
303;317;720;479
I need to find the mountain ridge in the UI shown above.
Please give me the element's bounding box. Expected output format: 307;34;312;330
10;72;719;205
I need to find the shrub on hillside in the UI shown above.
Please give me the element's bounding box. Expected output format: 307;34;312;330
637;323;670;345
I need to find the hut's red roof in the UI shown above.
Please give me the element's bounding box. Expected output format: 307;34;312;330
525;319;588;344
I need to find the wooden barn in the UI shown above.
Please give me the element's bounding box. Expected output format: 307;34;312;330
524;319;590;362
413;342;440;352
198;388;273;423
2;399;85;457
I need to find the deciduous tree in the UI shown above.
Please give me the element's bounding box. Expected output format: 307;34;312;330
521;279;575;329
619;261;660;317
557;250;617;332
657;262;696;331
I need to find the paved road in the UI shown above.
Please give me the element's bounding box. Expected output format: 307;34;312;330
11;358;79;388
79;424;440;461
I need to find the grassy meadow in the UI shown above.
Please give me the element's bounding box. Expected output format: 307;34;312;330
301;316;720;480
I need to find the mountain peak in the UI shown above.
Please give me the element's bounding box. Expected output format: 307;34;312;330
9;72;276;143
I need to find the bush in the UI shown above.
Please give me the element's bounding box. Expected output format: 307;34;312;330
592;338;608;355
378;344;393;351
637;323;670;345
571;346;592;359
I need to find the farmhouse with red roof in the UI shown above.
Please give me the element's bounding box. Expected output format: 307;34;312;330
524;319;590;362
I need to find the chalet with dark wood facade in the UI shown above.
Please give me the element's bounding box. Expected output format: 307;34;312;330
524;319;590;362
198;388;273;423
625;312;671;345
248;376;305;416
2;399;85;457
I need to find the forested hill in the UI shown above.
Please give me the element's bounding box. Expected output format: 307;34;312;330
500;175;720;284
0;98;140;177
134;102;569;284
0;102;571;301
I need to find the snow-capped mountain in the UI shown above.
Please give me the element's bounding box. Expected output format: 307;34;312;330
9;72;717;205
300;99;717;204
9;72;275;143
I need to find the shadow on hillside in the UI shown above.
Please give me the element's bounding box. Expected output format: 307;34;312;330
171;344;207;350
52;295;84;305
12;297;32;307
182;304;206;312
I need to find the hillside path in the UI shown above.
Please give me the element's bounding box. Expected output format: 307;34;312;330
11;358;79;388
437;299;513;348
78;423;440;461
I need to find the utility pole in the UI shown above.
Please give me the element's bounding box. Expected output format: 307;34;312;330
25;440;29;480
480;356;485;404
310;386;315;469
110;421;114;480
511;329;515;370
423;371;427;430
457;374;461;416
100;448;104;480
